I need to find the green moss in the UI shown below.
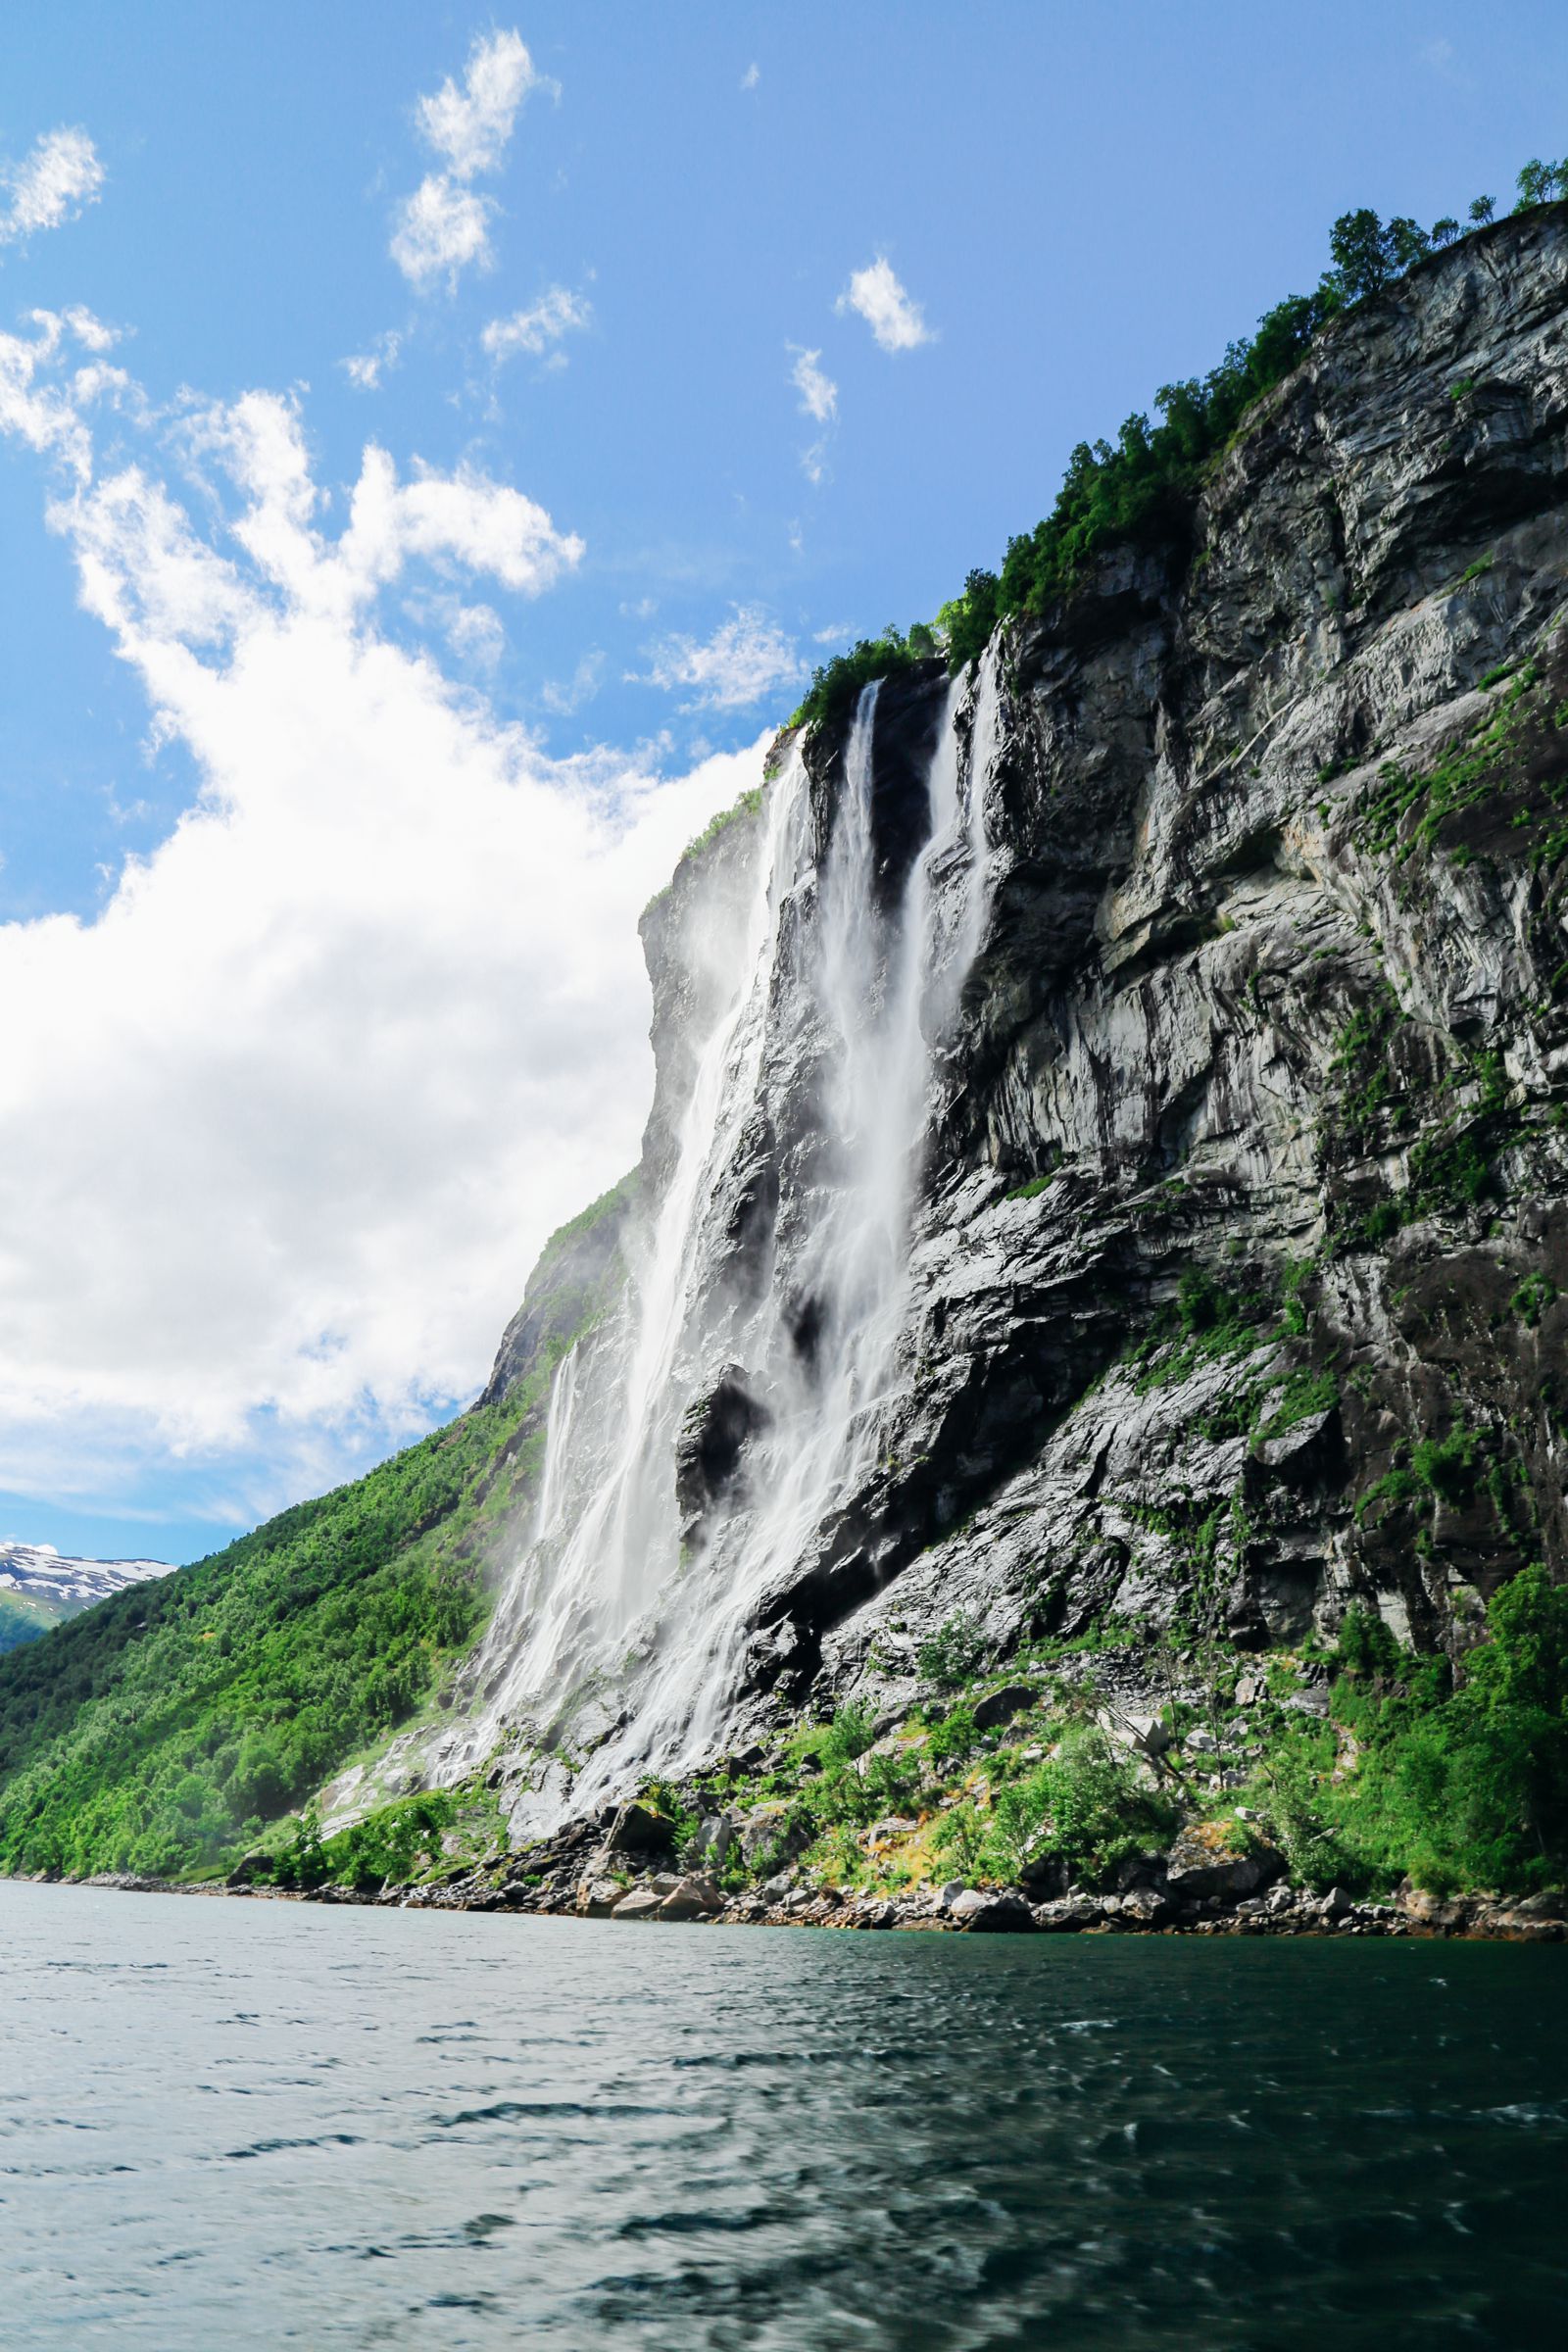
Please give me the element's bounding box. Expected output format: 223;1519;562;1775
1258;1368;1339;1442
1512;1272;1558;1327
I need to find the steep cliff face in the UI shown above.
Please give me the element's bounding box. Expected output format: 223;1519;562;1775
448;210;1568;1833
795;208;1568;1710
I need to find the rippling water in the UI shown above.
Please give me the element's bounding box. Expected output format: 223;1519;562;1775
3;1883;1564;2347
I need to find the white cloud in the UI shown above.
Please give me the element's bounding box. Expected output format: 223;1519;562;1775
341;329;403;391
540;649;606;714
390;29;547;293
741;63;760;91
0;335;751;1528
788;348;836;484
0;127;105;249
837;254;934;352
391;175;495;291
1421;36;1463;82
416;29;545;179
789;344;836;423
634;607;803;710
482;285;592;368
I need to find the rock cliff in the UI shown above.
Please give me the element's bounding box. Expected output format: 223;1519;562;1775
457;208;1568;1822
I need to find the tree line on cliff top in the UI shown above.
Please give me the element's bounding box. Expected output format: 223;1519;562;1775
795;164;1568;732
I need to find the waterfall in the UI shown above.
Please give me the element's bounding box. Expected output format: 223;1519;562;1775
453;651;1001;1820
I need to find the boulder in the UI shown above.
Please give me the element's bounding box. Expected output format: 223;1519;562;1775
739;1802;809;1871
948;1888;1035;1933
1018;1851;1067;1899
1032;1896;1105;1932
1163;1821;1285;1901
1394;1881;1471;1932
686;1813;736;1870
611;1887;664;1922
576;1875;622;1919
658;1875;724;1922
971;1683;1040;1733
604;1802;675;1861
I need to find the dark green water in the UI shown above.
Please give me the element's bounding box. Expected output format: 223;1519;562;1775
2;1884;1564;2348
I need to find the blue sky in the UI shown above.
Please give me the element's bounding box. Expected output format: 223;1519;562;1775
0;1;1564;1564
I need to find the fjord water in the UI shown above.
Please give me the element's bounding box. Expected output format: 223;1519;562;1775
4;1885;1564;2350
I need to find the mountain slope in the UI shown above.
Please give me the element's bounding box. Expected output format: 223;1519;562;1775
0;1547;170;1657
0;1182;633;1877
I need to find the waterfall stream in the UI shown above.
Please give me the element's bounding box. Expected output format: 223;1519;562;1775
448;655;1002;1824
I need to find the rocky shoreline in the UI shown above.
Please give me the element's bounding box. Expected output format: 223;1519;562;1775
27;1853;1567;1943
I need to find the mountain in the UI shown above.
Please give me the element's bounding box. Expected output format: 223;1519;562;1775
0;1545;169;1656
4;202;1568;1919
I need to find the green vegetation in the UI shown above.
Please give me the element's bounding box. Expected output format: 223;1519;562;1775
680;785;763;865
1359;661;1567;865
270;1784;502;1894
1324;1572;1568;1894
0;1198;628;1883
916;1611;989;1692
796;180;1566;735
1131;1268;1276;1395
644;785;767;917
661;1571;1568;1908
941;1727;1176;1886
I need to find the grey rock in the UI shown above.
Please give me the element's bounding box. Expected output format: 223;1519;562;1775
611;1887;665;1922
1031;1896;1105;1932
948;1888;1036;1932
575;1875;623;1919
658;1875;724;1922
1164;1827;1285;1901
971;1683;1040;1733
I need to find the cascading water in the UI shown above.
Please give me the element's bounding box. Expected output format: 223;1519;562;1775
445;652;1003;1824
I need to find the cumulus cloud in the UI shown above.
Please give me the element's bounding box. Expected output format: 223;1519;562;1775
391;175;495;291
634;607;803;710
789;344;836;423
482;285;592;368
341;329;403;391
741;63;760;91
391;29;545;292
0;332;752;1533
416;28;545;178
837;255;934;352
0;127;104;249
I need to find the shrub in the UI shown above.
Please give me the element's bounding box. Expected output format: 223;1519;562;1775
917;1611;988;1691
987;1727;1175;1886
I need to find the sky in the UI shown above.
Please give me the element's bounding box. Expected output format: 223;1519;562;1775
0;0;1566;1565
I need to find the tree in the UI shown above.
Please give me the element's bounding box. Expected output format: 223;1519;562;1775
1430;217;1461;247
1468;195;1495;225
1515;159;1553;210
1329;209;1392;303
1386;216;1431;270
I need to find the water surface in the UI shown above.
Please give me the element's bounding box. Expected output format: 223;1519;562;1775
3;1883;1564;2347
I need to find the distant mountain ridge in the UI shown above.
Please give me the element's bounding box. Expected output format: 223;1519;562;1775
0;1544;169;1654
